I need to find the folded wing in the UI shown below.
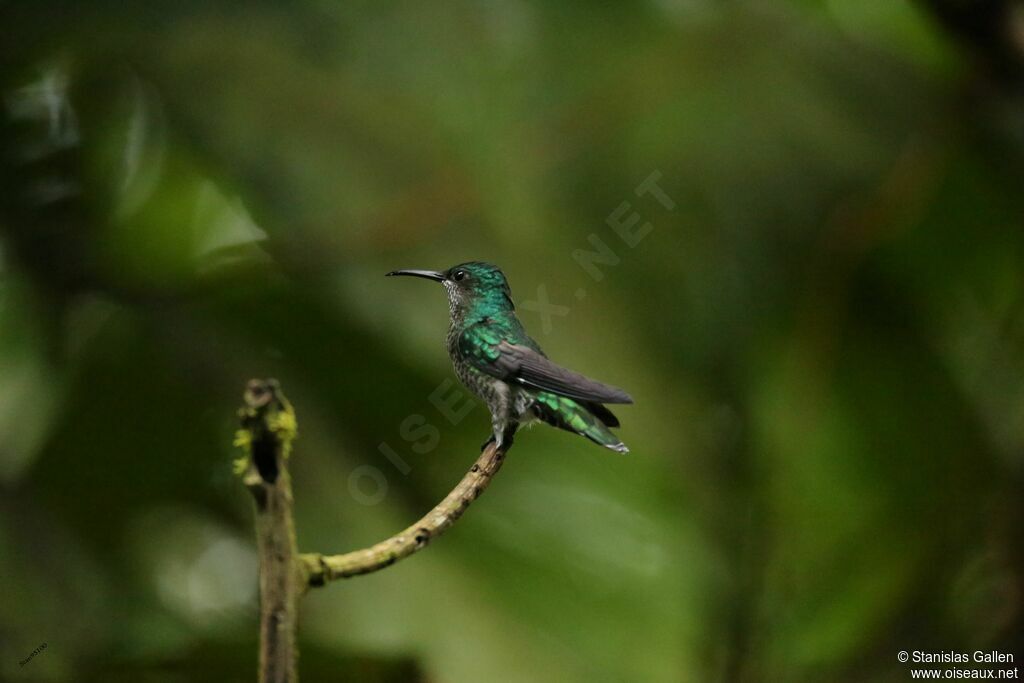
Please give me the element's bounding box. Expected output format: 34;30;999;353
460;330;633;404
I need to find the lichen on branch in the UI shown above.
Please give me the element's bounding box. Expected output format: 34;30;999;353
235;379;302;683
233;378;511;681
235;378;298;485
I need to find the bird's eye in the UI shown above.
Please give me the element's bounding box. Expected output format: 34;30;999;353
453;270;466;281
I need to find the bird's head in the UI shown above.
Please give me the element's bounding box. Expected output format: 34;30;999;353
387;261;515;316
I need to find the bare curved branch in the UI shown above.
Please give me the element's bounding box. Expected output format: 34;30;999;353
300;441;508;585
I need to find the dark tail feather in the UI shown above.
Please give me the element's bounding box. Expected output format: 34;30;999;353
532;392;629;453
584;401;620;428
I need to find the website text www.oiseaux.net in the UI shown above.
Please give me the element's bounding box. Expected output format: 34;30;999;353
899;650;1017;680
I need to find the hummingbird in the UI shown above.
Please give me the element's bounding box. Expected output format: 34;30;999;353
387;262;632;453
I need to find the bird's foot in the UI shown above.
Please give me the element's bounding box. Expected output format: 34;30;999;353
481;432;516;453
496;425;517;451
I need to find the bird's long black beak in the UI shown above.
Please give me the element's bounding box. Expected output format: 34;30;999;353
386;269;447;282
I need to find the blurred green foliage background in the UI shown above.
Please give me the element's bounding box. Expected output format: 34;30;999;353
1;1;1022;681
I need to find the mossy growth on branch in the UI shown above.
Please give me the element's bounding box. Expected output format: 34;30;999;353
234;379;298;482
